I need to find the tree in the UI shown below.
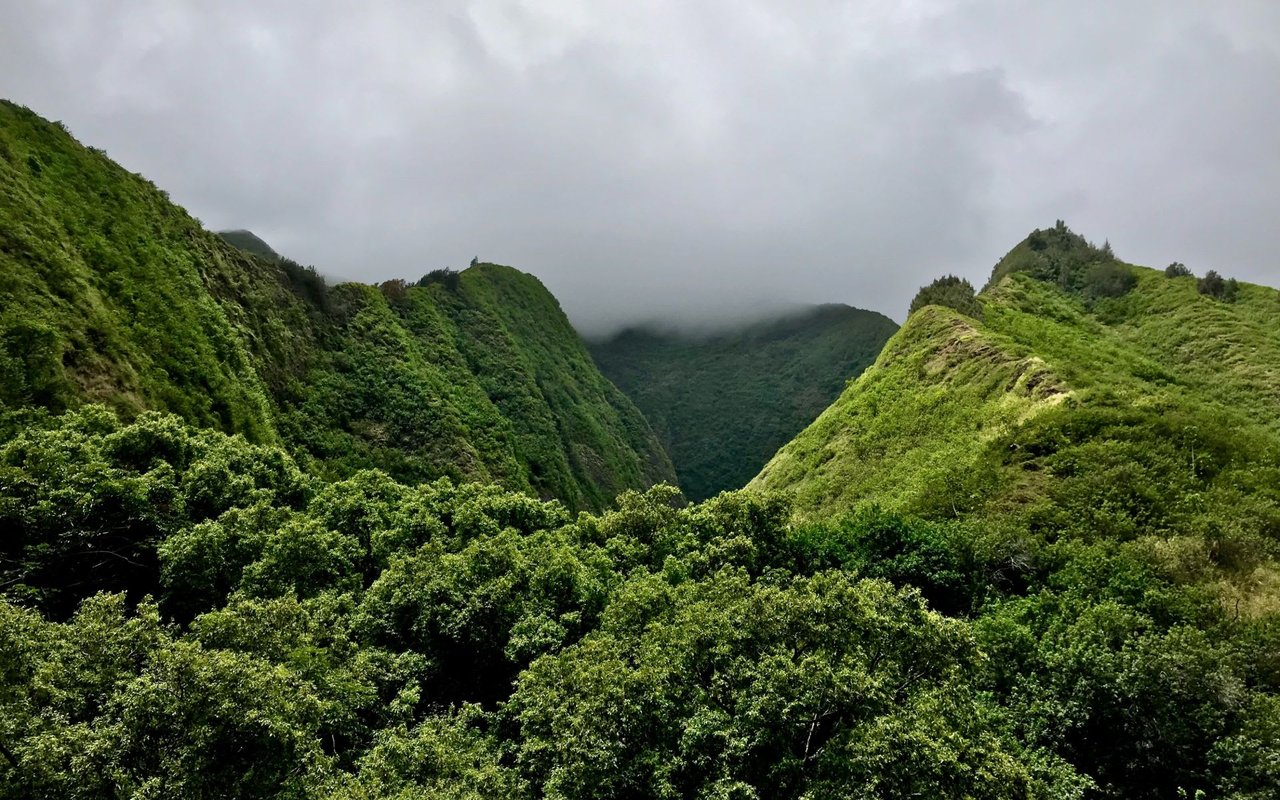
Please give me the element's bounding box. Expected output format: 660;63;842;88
1165;262;1192;278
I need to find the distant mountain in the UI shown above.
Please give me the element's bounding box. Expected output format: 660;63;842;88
590;305;897;500
0;100;673;510
217;229;280;260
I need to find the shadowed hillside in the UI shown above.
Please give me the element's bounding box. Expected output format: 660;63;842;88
590;305;897;500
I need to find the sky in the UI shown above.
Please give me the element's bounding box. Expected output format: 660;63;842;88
1;1;1277;333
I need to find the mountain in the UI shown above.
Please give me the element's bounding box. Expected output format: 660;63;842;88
0;100;673;510
589;305;897;500
4;103;1278;799
217;229;280;260
753;225;1280;537
743;226;1280;796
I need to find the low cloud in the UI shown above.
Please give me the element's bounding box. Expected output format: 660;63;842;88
2;1;1276;333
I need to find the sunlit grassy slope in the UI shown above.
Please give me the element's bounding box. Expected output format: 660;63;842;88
589;305;898;500
0;100;673;510
753;247;1280;552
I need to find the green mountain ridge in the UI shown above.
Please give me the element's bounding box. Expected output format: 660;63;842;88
217;229;280;261
0;100;673;510
4;98;1279;799
589;304;897;500
753;233;1280;531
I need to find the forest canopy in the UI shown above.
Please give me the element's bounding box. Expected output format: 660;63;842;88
1;406;1277;799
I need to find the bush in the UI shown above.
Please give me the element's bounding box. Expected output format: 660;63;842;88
1197;270;1239;302
1082;261;1137;300
1165;262;1192;278
1223;278;1240;303
418;268;461;291
909;275;983;319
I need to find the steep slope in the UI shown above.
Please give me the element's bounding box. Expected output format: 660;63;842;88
754;229;1280;565
0;100;672;510
0;104;288;440
282;266;674;509
589;305;897;500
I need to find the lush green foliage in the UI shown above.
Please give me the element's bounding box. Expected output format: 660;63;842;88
0;104;282;437
986;221;1135;302
589;305;896;500
756;235;1280;529
749;232;1280;797
5;104;1279;799
0;101;672;511
909;274;983;318
2;408;1277;798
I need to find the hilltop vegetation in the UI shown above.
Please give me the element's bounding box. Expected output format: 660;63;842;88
590;305;897;500
0;100;672;511
755;225;1280;526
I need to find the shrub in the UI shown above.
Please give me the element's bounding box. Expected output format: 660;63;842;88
1165;262;1192;278
1197;270;1239;302
909;275;983;319
418;268;461;291
1082;261;1137;300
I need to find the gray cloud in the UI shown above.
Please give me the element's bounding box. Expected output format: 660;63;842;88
1;1;1276;333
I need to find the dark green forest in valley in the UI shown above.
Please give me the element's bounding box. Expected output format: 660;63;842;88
2;102;1279;799
589;305;897;501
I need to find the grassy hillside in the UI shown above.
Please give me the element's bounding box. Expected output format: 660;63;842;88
0;100;672;510
754;227;1280;606
282;267;674;509
753;237;1280;529
589;305;897;500
745;229;1280;797
0;103;286;440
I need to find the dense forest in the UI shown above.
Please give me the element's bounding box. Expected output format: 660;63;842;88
1;102;1278;799
589;306;897;500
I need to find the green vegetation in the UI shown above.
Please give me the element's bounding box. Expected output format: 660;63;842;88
748;226;1280;796
0;100;672;511
4;102;1278;798
217;229;280;261
1198;269;1242;302
3;406;1276;798
909;274;983;318
589;305;897;500
755;229;1280;527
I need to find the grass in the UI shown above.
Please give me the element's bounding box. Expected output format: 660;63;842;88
753;237;1280;617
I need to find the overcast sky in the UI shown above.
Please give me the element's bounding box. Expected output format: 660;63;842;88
1;1;1277;332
